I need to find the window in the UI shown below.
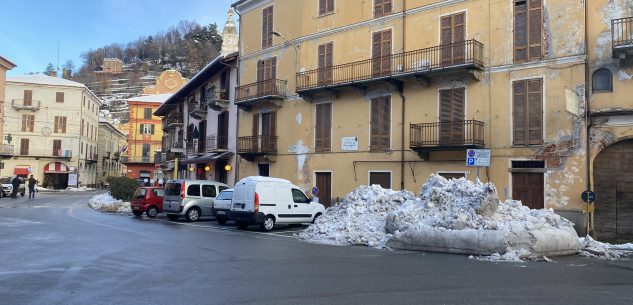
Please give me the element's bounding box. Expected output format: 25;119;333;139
216;190;233;200
315;103;332;151
370;96;390;150
262;6;274;49
165;183;181;196
318;42;333;85
372;29;392;76
369;172;391;189
152;189;164;197
319;0;334;15
374;0;392;18
202;185;217;198
513;78;543;146
219;185;229;193
54;116;67;133
56;92;64;103
592;68;613;92
20;139;29;155
23;90;32;106
53;140;62;156
142;144;151;157
80;142;83;154
292;189;310;203
438;172;466;180
133;188;147;198
139;124;155;135
81;119;84;135
439;88;465;145
21;114;34;132
144;108;152;119
514;0;542;62
187;184;201;197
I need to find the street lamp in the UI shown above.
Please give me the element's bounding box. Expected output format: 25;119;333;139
270;31;299;78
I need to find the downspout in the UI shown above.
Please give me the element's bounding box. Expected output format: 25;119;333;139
234;7;243;183
399;0;407;191
583;0;592;236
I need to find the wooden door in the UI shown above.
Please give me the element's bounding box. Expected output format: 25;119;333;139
257;58;277;95
198;121;206;153
252;114;259;151
616;182;633;236
441;12;465;66
512;172;544;209
372;30;392;77
439;88;465;145
315;172;332;207
261;112;276;151
369;172;391;189
217;112;229;149
318;42;333;85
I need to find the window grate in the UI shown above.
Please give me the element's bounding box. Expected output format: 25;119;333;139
512;160;544;168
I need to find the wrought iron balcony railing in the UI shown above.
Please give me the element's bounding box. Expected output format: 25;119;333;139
410;120;485;150
0;145;14;157
235;79;287;104
18;149;72;158
12;99;41;111
612;17;633;57
297;40;484;92
163;113;183;130
206;135;228;152
237;136;277;155
121;156;153;164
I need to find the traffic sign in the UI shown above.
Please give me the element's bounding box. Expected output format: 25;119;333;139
581;190;595;203
312;186;319;196
465;149;491;167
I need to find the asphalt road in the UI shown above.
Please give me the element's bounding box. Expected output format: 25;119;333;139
1;191;632;305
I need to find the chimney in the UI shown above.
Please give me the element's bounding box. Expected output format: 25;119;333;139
221;8;239;55
63;69;72;79
50;70;57;77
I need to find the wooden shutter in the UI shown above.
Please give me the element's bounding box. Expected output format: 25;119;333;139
61;117;66;133
20;139;29;155
513;80;527;145
315;103;324;149
527;78;543;145
262;6;273;48
23;90;32;106
56;92;64;103
441;13;465;65
370;97;381;149
514;0;541;62
369;172;391;189
150;124;155;135
319;0;327;15
528;0;542;60
370;96;390;150
380;97;390;148
372;30;392;77
374;0;392;18
53;140;61;156
54;117;59;133
315;103;332;151
318;43;333;84
139;124;144;134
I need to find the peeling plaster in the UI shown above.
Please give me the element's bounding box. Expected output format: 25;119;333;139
288;140;310;189
295;112;302;125
595;0;633;60
618;69;633;81
591;128;617;153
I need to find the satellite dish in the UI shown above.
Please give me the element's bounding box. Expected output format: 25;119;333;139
41;127;52;137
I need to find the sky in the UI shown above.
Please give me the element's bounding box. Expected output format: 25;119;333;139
0;0;236;76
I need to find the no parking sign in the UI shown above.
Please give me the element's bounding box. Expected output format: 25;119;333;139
466;149;491;167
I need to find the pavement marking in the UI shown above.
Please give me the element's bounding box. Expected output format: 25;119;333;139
152;218;298;239
0;267;83;275
67;207;151;237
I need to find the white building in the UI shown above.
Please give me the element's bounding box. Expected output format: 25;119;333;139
3;74;102;188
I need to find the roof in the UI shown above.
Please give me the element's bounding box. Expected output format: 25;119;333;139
238;176;292;184
7;74;86;88
154;53;238;116
0;55;16;70
127;93;173;104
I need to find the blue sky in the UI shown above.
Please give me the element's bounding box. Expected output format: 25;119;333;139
1;0;235;76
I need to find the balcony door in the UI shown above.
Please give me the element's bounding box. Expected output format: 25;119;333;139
441;12;465;66
260;112;276;152
257;57;277;96
439;88;465;145
217;112;229;149
372;30;392;77
318;42;333;85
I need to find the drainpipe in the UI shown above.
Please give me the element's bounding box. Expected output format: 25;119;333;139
234;7;243;183
399;0;407;191
583;0;592;236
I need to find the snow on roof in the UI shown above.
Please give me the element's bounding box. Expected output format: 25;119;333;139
238;176;292;184
7;74;86;88
127;93;173;103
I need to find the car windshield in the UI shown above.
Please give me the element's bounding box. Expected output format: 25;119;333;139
0;177;11;184
165;183;181;196
216;191;233;200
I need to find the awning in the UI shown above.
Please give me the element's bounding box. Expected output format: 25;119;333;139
44;162;69;174
14;167;29;175
180;152;234;165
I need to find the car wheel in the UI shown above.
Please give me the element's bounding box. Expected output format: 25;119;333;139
261;215;275;232
146;206;159;218
21;192;24;197
236;221;249;230
133;210;143;217
185;207;201;222
217;216;228;225
167;214;180;221
312;213;322;224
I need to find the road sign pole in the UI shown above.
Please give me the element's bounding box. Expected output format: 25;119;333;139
476;167;480;179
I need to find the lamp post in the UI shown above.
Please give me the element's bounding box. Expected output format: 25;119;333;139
270;31;299;80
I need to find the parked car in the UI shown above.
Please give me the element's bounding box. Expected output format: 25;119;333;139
131;186;164;218
162;179;230;222
229;176;325;231
213;188;233;225
0;177;25;197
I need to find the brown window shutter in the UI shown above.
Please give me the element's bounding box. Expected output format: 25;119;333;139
257;60;265;82
20;139;29;155
374;0;392;18
528;0;542;60
262;8;268;48
439;89;452;122
319;0;326;15
270;111;277;137
252;113;259;137
53;140;61;156
23;90;32;106
315;104;324;150
267;7;274;47
527;78;543;145
56;92;64;103
372;32;382;58
323;103;332;150
514;1;528;62
369;172;391;189
327;0;334;13
54;117;59;133
318;44;326;69
513;80;527;145
441;15;453;45
453;88;465;120
370;97;380;149
380;97;390;148
270;57;277;79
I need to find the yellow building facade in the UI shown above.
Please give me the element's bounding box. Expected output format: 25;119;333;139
233;0;633;239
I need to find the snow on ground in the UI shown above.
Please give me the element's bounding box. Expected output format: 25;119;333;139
578;236;633;260
67;186;95;192
298;185;415;248
88;193;131;215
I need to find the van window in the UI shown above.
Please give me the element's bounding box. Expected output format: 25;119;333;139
291;189;309;203
152;189;165;197
219;186;229;193
216;190;232;200
187;184;201;197
165;183;181;196
202;185;216;198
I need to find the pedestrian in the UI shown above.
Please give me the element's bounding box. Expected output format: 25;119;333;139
28;175;37;199
11;176;20;199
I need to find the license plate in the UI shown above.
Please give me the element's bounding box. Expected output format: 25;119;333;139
133;206;139;210
216;211;226;215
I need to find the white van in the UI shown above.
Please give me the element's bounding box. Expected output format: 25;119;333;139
229;176;325;231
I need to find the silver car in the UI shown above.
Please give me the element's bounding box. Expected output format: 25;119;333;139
162;179;230;222
212;189;233;225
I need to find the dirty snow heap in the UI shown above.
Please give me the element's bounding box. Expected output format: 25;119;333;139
88;193;131;214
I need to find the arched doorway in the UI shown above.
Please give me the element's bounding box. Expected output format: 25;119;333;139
43;162;69;189
593;140;633;241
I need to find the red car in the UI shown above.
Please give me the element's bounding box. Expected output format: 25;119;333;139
131;186;164;218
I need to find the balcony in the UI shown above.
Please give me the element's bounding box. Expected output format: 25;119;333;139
18;149;72;159
102;151;111;159
296;40;484;96
0;145;14;158
237;136;277;160
12;99;41;111
612;17;633;59
86;153;98;163
206;135;228;152
121;156;153;164
207;88;230;111
410;120;485;159
163;113;183;130
235;79;287;108
188;103;208;120
186;139;206;155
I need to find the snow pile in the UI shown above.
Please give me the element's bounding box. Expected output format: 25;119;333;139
88;193;131;214
578;236;633;260
67;186;95;192
386;175;580;259
298;185;415;248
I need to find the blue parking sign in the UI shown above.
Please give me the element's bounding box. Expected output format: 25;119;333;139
467;158;475;166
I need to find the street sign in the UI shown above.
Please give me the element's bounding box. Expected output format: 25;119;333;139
581;190;595;203
341;137;358;151
466;149;491;167
312;186;319;196
68;173;78;187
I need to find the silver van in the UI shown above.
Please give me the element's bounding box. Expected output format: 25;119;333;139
163;179;230;222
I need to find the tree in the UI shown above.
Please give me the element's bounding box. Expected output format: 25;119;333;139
43;63;56;76
62;60;75;73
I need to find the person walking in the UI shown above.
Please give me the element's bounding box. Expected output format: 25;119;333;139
28;175;37;199
11;176;20;199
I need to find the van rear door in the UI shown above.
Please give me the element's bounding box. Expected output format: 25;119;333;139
163;182;182;213
232;183;254;212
